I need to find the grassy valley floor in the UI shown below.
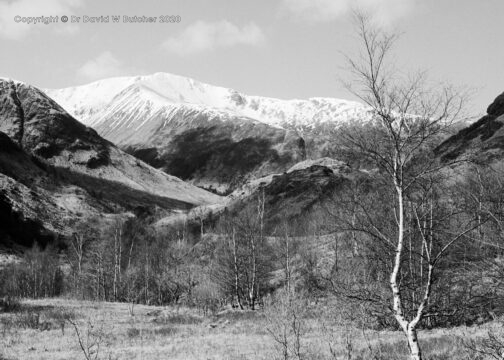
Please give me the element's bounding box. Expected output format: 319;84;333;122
0;298;495;360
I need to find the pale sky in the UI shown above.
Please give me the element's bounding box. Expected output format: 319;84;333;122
1;0;503;114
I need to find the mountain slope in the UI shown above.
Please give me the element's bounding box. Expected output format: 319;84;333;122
436;91;504;163
0;78;223;249
46;73;371;193
0;78;222;207
0;131;65;249
156;159;355;237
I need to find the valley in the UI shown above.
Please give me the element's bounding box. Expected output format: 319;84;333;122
2;13;504;359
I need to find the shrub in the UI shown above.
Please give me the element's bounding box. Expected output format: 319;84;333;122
44;307;76;322
265;288;309;360
153;326;177;336
462;328;504;359
0;296;21;313
43;307;76;334
165;313;202;325
126;327;140;338
13;311;40;329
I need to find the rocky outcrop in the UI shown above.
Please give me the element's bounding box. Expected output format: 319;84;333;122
228;163;353;232
435;92;504;163
0;79;111;166
487;92;504;117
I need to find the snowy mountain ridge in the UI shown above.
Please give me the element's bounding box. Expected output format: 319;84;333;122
46;72;372;132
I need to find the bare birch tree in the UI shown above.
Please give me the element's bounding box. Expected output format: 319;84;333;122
337;11;479;359
68;217;100;299
213;190;272;310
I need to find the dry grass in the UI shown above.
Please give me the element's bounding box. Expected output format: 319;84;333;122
0;298;496;360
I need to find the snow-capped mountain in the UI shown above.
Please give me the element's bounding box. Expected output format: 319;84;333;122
45;73;372;194
46;72;371;132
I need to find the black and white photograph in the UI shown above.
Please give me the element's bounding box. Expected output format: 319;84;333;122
1;0;504;359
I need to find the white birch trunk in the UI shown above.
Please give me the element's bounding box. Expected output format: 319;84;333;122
390;183;425;360
406;326;422;360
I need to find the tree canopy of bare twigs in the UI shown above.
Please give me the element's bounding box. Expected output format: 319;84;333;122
333;11;481;360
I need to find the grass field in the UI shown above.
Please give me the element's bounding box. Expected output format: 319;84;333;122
0;298;496;360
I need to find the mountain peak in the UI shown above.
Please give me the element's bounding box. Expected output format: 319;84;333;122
45;72;371;131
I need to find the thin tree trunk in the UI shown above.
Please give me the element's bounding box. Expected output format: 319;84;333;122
127;237;135;271
249;235;256;310
285;230;291;294
390;185;407;331
145;252;149;304
250;189;265;310
231;228;243;310
118;226;122;294
113;228;118;301
351;204;359;257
